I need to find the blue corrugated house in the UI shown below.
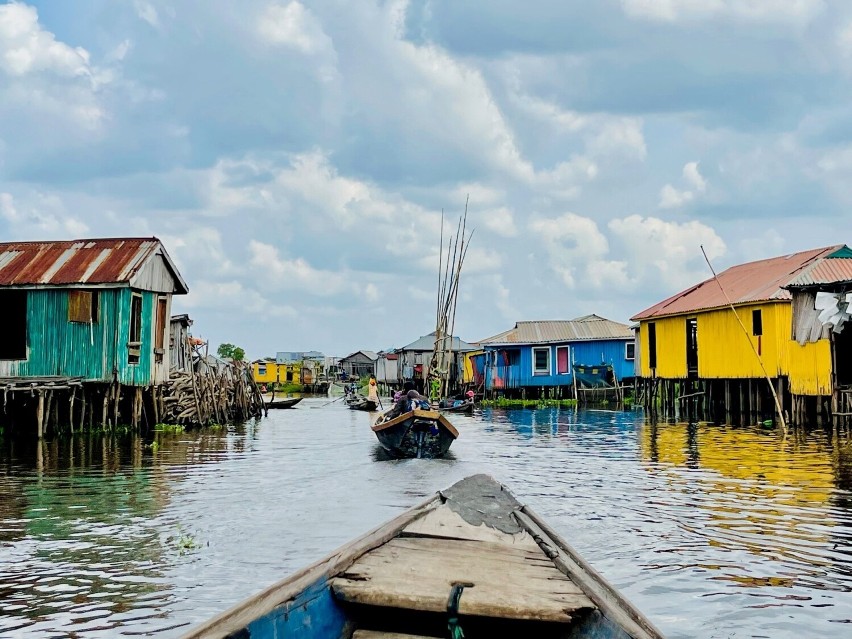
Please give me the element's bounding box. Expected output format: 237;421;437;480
473;315;635;396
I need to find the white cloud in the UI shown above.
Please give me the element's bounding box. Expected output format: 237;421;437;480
0;2;92;77
183;279;296;318
529;212;611;288
659;161;707;208
0;190;88;238
133;1;160;29
258;1;333;56
659;183;694;208
608;215;726;290
249;240;348;296
621;0;825;24
683;161;707;192
481;207;518;237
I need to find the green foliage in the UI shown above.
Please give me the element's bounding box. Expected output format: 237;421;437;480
154;423;185;433
167;525;200;554
216;343;245;361
481;398;579;409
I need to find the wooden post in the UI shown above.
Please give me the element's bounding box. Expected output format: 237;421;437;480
37;391;45;440
102;386;109;431
80;387;87;433
69;387;76;434
724;380;731;425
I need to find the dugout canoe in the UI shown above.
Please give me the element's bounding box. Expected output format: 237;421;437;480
371;408;457;458
265;397;302;409
181;474;665;639
347;396;378;411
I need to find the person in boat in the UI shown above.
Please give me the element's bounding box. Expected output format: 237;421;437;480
466;389;475;404
367;378;379;404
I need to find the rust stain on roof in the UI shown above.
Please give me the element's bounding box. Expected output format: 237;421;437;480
0;238;186;291
631;246;843;321
787;258;852;288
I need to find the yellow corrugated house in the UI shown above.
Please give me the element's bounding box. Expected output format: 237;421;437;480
631;245;852;423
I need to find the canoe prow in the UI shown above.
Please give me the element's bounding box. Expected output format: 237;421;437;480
182;474;664;639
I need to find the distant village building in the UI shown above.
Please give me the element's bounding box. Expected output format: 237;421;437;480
631;245;852;424
374;351;398;386
169;314;193;372
395;332;476;391
472;315;634;397
339;350;378;379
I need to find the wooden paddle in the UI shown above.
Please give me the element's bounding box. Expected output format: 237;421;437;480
311;395;345;408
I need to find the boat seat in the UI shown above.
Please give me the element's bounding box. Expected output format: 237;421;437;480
331;534;594;624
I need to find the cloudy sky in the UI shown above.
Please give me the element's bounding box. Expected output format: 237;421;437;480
1;0;850;358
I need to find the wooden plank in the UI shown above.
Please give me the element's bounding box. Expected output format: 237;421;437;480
402;504;539;549
331;537;592;623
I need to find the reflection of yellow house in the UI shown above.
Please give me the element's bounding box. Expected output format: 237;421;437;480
640;422;834;505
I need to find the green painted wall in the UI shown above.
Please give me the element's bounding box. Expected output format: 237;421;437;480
4;288;157;386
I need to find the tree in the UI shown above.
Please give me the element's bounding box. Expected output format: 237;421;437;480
217;343;245;361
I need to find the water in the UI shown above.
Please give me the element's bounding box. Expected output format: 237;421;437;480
2;399;852;638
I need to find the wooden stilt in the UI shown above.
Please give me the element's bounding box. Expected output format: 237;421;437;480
725;380;731;425
69;387;76;434
37;391;45;440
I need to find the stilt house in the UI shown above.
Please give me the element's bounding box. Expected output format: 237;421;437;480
473;315;635;397
0;238;188;385
631;245;851;424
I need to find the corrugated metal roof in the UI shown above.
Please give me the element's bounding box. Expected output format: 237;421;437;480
341;350;379;361
477;315;633;345
0;238;188;293
786;257;852;287
631;246;843;321
398;332;476;352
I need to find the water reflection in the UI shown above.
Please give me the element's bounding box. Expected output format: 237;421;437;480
1;402;851;638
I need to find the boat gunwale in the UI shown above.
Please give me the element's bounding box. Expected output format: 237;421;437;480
371;409;459;438
179;494;442;639
515;506;665;639
180;475;664;639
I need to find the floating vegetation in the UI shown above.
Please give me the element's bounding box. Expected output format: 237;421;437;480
167;526;200;554
481;398;578;409
154;423;185;433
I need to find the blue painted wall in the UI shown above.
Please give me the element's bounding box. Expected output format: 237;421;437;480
1;288;159;386
481;340;634;390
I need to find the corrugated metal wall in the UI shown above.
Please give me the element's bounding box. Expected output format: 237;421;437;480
637;303;832;396
0;288;162;386
481;341;635;390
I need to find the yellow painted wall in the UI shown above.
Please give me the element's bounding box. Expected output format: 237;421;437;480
253;362;279;383
463;350;484;384
638;301;832;395
639;315;687;379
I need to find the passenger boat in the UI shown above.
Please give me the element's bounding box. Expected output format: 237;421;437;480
181;474;664;639
346;396;378;412
371;408;457;458
437;398;474;414
265;396;302;409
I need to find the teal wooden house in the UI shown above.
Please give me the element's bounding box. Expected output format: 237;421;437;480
0;238;188;387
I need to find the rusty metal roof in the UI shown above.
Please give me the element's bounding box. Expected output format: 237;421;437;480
0;238;188;293
631;245;843;321
786;257;852;288
477;315;633;345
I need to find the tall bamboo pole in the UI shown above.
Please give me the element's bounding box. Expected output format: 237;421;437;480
701;245;787;434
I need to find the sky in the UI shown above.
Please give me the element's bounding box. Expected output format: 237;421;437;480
1;0;851;359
